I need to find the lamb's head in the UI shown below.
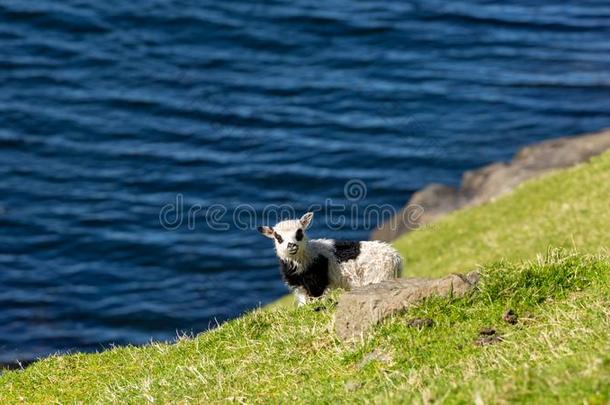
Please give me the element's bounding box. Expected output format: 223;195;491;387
258;212;314;260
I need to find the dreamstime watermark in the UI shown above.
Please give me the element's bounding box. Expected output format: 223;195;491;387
159;179;426;232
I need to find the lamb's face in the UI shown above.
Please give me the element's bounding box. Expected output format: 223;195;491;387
258;212;314;260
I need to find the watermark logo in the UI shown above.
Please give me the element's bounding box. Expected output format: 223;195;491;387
159;179;425;232
344;179;367;202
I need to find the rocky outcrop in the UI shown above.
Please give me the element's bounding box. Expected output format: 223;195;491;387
371;128;610;241
334;271;480;342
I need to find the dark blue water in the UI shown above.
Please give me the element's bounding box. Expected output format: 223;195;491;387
1;0;610;364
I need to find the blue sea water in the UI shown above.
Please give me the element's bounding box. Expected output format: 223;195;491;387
1;0;610;364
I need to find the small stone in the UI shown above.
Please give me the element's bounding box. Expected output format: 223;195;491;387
503;309;518;325
406;318;435;329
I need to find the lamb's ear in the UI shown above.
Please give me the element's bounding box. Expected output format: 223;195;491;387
257;226;275;239
300;212;314;229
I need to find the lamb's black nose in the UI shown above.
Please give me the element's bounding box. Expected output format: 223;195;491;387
287;243;298;250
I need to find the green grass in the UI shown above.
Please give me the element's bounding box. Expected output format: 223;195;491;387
394;151;610;278
2;251;608;403
1;152;609;404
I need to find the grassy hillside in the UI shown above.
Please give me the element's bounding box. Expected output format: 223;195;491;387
1;152;609;403
394;150;610;278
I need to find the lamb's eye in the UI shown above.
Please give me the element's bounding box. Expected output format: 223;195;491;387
295;229;304;241
274;233;284;244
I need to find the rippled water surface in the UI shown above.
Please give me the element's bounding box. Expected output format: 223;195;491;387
1;0;610;363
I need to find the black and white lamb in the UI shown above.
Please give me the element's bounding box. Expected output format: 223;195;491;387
258;212;402;305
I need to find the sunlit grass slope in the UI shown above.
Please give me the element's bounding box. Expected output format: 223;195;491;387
0;152;608;404
394;150;610;277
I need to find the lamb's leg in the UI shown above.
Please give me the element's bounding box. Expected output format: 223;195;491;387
294;287;308;307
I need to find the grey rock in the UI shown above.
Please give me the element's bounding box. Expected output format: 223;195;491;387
334;271;480;342
371;128;610;241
